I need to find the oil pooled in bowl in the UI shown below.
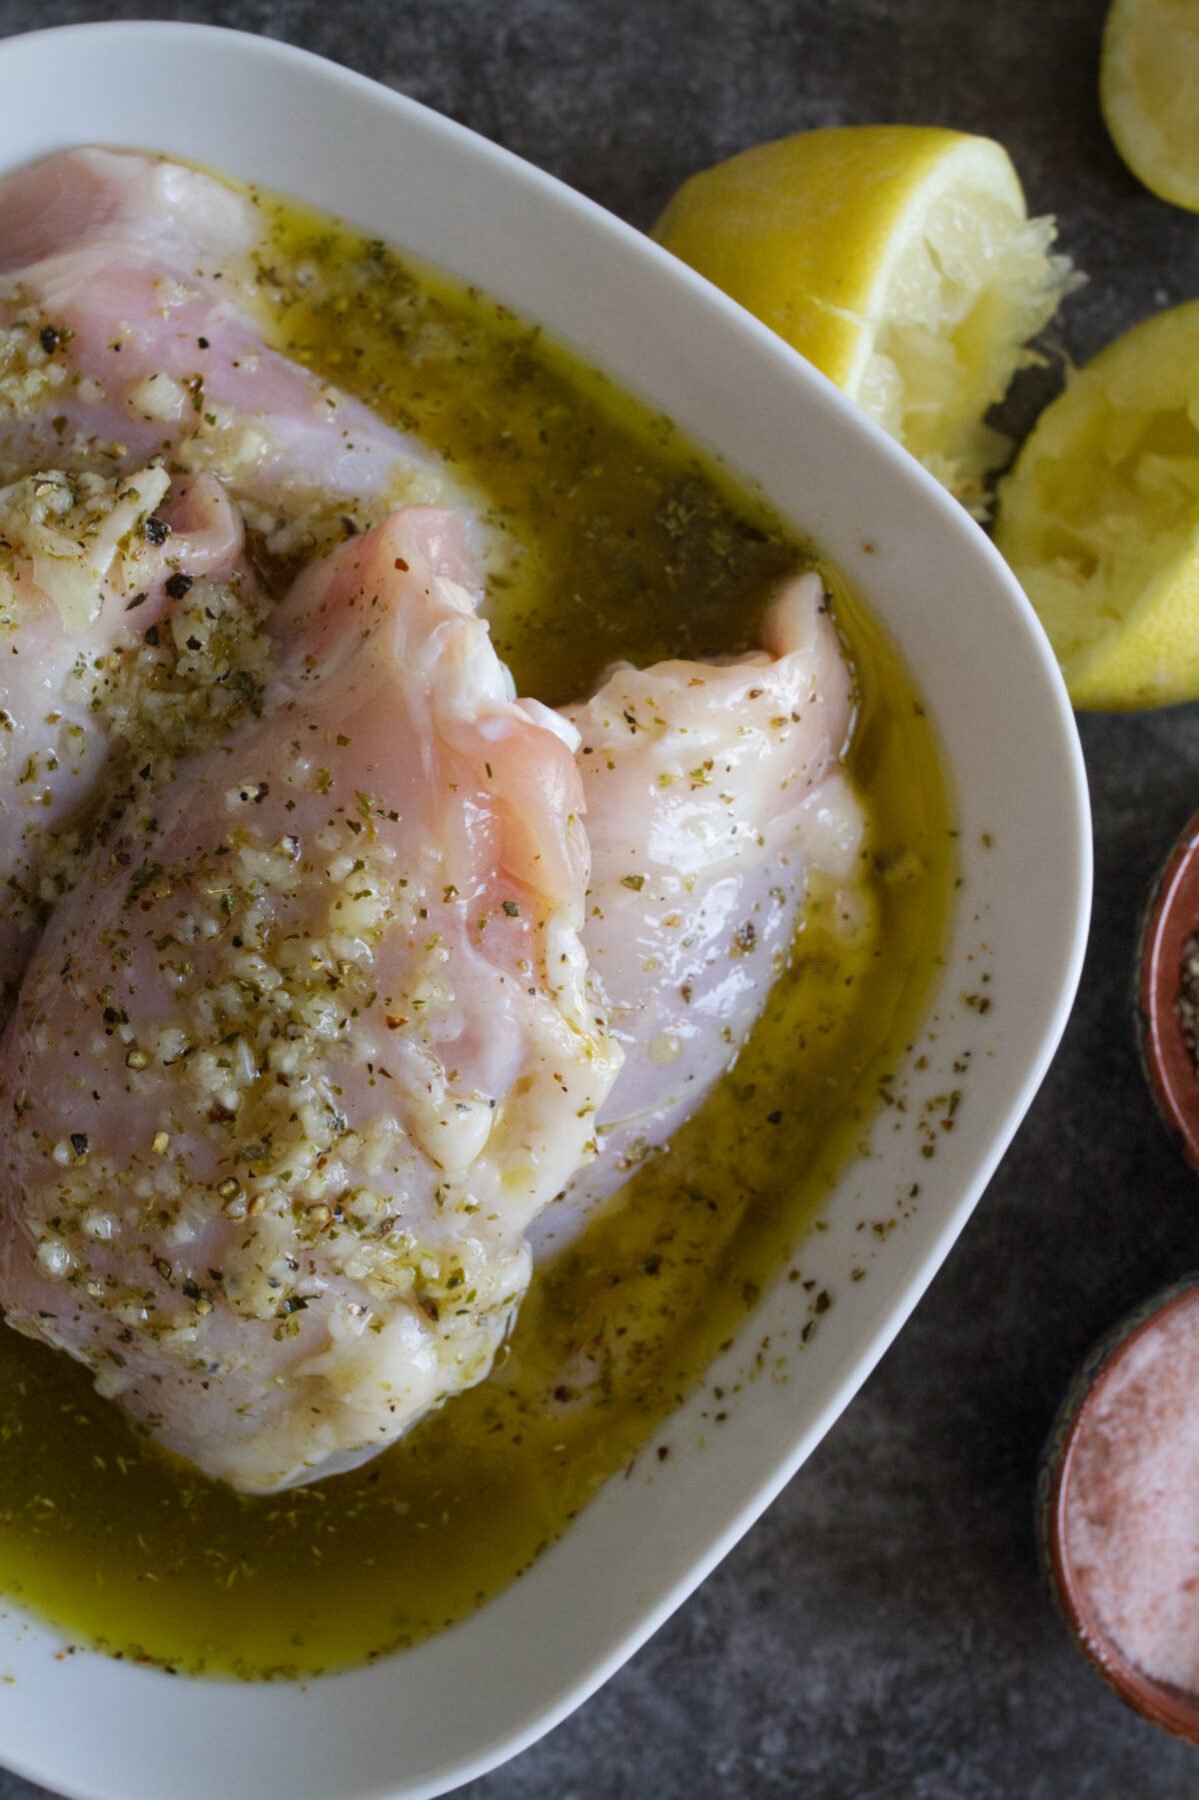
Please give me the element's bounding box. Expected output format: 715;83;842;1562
0;186;952;1677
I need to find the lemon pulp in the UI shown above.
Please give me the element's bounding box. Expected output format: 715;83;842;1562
995;299;1199;710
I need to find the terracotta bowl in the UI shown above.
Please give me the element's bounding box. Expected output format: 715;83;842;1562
1038;1274;1199;1742
1137;808;1199;1169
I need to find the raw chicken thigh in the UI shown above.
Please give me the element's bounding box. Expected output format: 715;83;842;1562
0;461;252;1012
0;506;620;1491
0;149;453;544
538;572;863;1245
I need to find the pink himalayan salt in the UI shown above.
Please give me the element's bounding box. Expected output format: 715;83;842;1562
1065;1292;1199;1694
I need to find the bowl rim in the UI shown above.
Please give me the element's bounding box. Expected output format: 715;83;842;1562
0;19;1093;1800
1137;807;1199;1168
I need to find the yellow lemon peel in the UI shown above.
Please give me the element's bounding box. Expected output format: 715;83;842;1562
654;125;1075;513
1101;0;1199;212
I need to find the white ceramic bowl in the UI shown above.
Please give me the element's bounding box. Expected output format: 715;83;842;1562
0;21;1089;1800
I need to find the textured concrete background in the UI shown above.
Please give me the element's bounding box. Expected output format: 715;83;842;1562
0;1;1195;1795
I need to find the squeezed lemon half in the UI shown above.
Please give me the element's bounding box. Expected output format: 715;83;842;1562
1101;0;1199;212
653;125;1076;511
995;300;1199;710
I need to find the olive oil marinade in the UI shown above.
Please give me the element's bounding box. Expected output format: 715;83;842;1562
0;184;951;1677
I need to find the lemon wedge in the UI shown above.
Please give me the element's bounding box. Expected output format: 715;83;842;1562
1101;0;1199;211
995;300;1199;710
653;126;1076;512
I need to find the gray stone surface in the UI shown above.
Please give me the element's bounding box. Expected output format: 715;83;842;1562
0;0;1194;1794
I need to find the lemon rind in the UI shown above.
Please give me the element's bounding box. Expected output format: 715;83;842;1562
1101;0;1199;214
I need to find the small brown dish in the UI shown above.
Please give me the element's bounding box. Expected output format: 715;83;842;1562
1038;1275;1199;1743
1137;808;1199;1169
